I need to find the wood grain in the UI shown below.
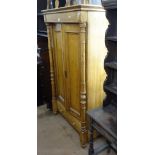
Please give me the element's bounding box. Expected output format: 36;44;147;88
53;24;66;106
44;5;108;147
63;24;81;119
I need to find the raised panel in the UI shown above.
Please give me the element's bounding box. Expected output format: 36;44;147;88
62;24;81;119
53;24;66;106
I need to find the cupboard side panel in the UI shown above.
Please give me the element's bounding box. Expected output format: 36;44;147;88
87;11;108;110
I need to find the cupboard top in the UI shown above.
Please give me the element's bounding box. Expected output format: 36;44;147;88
43;4;105;23
42;4;105;14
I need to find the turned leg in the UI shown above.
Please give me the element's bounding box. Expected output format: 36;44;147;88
89;119;94;155
80;128;88;148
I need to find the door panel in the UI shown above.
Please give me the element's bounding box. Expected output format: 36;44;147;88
62;24;81;119
53;24;66;106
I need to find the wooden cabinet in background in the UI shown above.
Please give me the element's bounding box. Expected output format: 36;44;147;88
37;0;52;109
43;5;108;147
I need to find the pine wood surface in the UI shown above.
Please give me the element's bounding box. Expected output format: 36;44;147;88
44;5;108;147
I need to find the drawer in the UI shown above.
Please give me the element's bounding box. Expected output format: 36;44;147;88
44;11;87;23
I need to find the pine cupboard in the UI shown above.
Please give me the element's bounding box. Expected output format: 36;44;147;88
43;5;108;147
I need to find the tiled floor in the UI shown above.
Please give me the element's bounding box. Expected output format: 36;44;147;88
37;105;115;155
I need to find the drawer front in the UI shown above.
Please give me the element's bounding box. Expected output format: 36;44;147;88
44;11;87;23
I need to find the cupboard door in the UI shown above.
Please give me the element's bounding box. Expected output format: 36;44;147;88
62;24;81;119
53;24;66;107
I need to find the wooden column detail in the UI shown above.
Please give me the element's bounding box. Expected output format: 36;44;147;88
47;0;50;9
46;23;58;114
81;0;88;4
79;22;88;147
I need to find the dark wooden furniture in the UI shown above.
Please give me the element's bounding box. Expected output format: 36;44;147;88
37;48;44;106
87;107;117;155
37;0;47;35
37;0;52;109
103;0;117;108
87;0;117;154
37;45;52;109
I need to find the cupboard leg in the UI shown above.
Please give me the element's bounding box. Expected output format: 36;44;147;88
52;99;58;114
80;127;88;148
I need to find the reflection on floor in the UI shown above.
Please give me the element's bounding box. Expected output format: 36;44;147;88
37;105;115;155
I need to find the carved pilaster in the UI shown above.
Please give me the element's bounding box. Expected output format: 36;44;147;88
79;22;88;147
46;23;58;114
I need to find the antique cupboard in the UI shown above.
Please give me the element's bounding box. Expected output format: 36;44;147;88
43;5;108;147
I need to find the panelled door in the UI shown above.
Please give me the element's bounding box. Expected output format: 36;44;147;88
62;24;81;120
53;24;66;108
